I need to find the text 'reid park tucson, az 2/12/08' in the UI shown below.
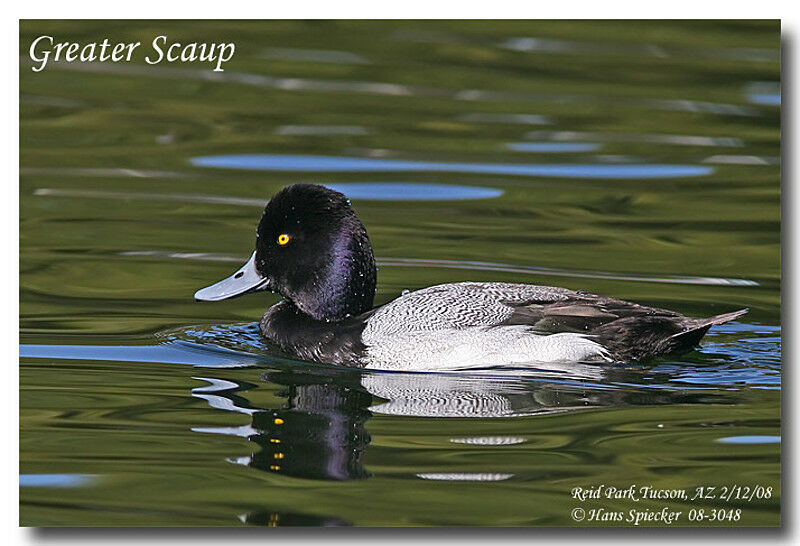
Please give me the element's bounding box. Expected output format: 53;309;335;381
28;35;235;73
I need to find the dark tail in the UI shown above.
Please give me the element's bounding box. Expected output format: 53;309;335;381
695;308;750;327
668;308;749;350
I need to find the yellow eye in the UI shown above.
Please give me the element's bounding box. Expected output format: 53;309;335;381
277;234;291;246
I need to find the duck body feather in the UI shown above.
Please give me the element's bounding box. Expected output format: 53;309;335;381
260;281;747;370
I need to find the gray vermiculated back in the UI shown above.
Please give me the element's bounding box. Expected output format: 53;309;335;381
363;282;572;339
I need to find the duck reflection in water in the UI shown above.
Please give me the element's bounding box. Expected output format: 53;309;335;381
192;365;732;481
193;370;373;481
192;363;728;483
248;374;372;481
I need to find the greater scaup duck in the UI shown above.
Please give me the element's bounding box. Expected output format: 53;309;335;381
195;183;747;370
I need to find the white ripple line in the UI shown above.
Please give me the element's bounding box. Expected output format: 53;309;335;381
118;250;759;287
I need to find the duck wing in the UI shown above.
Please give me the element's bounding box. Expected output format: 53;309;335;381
364;281;577;338
503;294;748;361
500;292;682;333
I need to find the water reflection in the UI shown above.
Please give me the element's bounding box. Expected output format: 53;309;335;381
244;387;372;481
34;183;503;204
19;474;95;488
324;182;503;201
20;341;266;368
524;130;743;148
506;142;601;153
23;167;186;178
417;473;513;481
502;36;670;58
190;364;739;483
450;436;525;445
642;99;757;116
191;153;713;179
457;113;552;125
118;250;760;286
194;370;372;481
42;60;426;98
746;82;781;106
501;36;778;63
33;188;264;207
702;155;780;166
18;326;780;500
260;47;370;65
239;510;352;527
362;368;608;417
273;125;368;135
717;435;781;444
748;93;781;106
33;57;766;118
21;94;85;108
453;89;759;117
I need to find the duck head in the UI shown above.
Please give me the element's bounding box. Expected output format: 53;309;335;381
195;184;377;322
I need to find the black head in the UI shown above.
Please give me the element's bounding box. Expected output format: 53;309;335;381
195;184;377;322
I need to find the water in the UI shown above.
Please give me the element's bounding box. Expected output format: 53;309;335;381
20;20;780;526
191;153;714;178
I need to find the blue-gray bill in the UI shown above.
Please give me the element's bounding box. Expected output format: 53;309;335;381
194;251;269;301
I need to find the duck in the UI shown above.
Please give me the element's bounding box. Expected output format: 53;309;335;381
194;183;747;371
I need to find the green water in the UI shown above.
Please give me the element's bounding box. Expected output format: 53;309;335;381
20;20;780;526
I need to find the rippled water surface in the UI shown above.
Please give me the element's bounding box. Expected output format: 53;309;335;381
20;21;780;526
